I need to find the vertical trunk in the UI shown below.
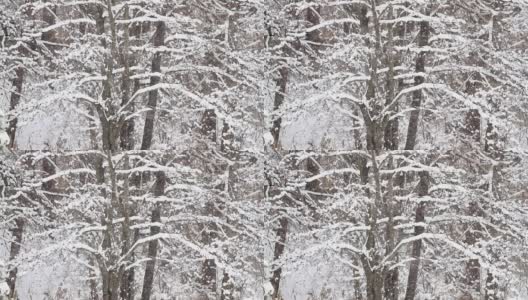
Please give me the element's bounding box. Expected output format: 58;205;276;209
201;251;217;296
362;151;383;300
7;67;24;149
463;202;483;295
119;5;135;152
219;271;235;300
404;20;429;151
5;40;26;300
6;218;24;299
269;51;289;300
139;20;166;300
403;19;430;300
123;16;146;298
404;173;429;300
140;172;165;300
382;7;402;300
305;1;321;48
95;6;120;299
200;200;219;297
140;21;165;151
459;55;488;300
484;271;498;300
270;67;288;150
213;167;236;299
356;4;384;299
118;6;136;300
119;156;133;300
41;1;57;45
271;217;288;300
89;259;100;300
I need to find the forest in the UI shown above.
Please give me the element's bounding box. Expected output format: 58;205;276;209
1;0;528;299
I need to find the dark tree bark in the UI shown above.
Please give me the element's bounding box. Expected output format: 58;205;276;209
6;217;24;299
270;67;288;151
139;20;166;300
140;21;165;151
118;7;137;299
4;31;27;300
382;7;405;300
123;18;147;297
219;271;235;300
271;216;288;300
268;32;290;300
263;13;292;297
404;173;429;300
119;5;135;152
40;1;57;45
199;200;219;297
305;1;321;49
404;20;430;151
140;172;165;300
354;4;386;300
7;67;24;149
403;19;431;300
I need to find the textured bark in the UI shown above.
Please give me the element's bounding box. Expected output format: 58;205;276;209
484;271;499;300
459;50;489;300
271;216;288;300
404;173;429;300
6;218;24;299
200;109;218;142
140;172;165;300
271;67;288;150
42;157;56;192
119;5;135;152
219;272;235;300
139;20;166;300
4;32;26;300
7;67;24;149
94;7;119;300
363;151;383;300
267;17;291;298
305;2;321;47
118;7;136;300
200;200;219;295
305;156;321;193
119;157;133;300
382;7;402;300
89;258;100;300
140;21;165;151
404;20;430;151
40;1;57;44
356;4;385;299
403;19;431;300
463;202;483;294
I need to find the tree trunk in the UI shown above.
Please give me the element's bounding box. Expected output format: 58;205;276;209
382;6;403;300
271;217;288;300
118;6;137;300
404;173;429;300
6;218;24;299
5;41;26;300
404;20;430;151
270;66;288;150
139;20;166;300
403;19;430;300
140;172;165;300
140;21;165;151
7;67;24;149
219;271;235;300
269;39;290;300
